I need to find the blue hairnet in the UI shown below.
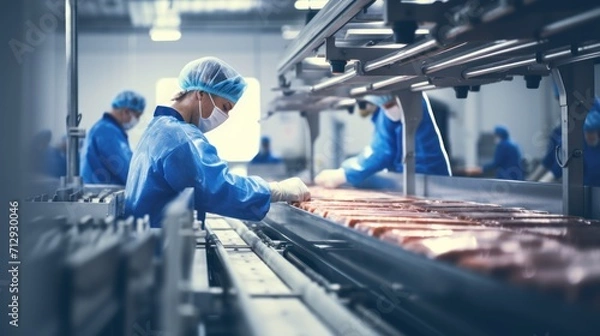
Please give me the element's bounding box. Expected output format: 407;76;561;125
494;126;509;140
112;90;146;113
584;110;600;132
362;94;395;108
261;136;270;144
178;57;247;104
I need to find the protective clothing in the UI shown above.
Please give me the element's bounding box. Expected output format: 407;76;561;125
269;177;310;202
178;57;247;104
584;141;600;187
584;104;600;132
541;126;562;179
198;93;229;133
112;90;146;113
81;113;132;185
250;152;282;164
584;108;600;186
340;93;451;187
122;114;140;130
125;106;272;228
483;126;524;180
314;169;347;189
250;136;282;163
363;94;403;121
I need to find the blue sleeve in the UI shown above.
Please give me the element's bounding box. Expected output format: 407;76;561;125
342;109;397;186
163;140;271;221
483;143;506;172
96;128;132;184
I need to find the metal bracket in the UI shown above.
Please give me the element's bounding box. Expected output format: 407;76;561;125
553;60;594;216
555;145;583;168
325;36;405;63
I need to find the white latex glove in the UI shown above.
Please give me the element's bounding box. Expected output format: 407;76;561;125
269;177;311;203
314;168;347;189
539;171;556;183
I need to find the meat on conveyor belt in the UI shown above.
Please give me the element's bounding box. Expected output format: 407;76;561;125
292;187;600;306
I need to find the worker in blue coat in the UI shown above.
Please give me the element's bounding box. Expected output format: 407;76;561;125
314;93;451;188
482;126;524;180
81;90;146;185
124;57;310;228
584;106;600;187
250;136;282;164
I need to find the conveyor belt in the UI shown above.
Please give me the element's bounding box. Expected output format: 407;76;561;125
253;203;600;336
201;216;336;336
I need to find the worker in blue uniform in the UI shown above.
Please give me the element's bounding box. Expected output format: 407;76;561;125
584;105;600;187
124;57;310;228
482;126;524;180
314;93;451;188
250;136;282;164
81;90;146;185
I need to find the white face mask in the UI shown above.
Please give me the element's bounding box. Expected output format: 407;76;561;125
198;93;229;133
123;113;139;130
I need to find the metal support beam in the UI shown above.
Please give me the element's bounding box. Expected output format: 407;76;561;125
302;112;320;182
553;61;594;216
396;91;423;196
65;0;85;188
277;0;373;76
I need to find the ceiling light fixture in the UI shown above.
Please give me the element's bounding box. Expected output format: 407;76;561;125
150;27;181;42
294;0;329;10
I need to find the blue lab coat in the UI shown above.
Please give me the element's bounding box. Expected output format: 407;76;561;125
81;113;132;185
342;98;451;186
584;142;600;187
124;106;271;228
542;126;563;179
483;138;524;180
250;152;282;164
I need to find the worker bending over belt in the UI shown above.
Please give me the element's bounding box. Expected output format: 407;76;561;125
125;57;310;227
315;93;451;189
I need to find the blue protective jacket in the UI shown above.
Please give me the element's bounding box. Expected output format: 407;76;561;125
584;142;600;187
483;139;524;180
250;152;282;164
124;106;271;228
81;113;132;185
342;97;451;186
542;126;562;179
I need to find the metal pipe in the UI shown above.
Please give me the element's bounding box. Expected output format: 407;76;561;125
464;42;600;79
277;0;373;75
424;40;524;74
363;38;439;73
464;57;536;78
66;0;79;182
226;219;379;336
311;70;357;92
372;75;415;90
540;7;600;38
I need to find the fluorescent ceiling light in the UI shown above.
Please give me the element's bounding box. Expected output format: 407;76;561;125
150;27;181;42
412;84;436;91
179;0;260;12
295;0;329;10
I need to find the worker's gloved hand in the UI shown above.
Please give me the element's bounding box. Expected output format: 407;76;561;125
314;169;347;189
269;177;311;203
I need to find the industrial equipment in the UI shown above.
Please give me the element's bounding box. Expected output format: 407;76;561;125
22;1;600;336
